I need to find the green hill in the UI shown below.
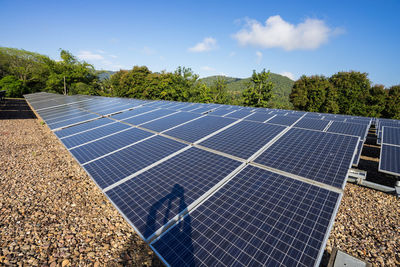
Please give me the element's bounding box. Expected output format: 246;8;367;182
199;73;294;109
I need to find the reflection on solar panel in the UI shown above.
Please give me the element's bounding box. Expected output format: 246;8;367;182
25;92;381;267
83;136;187;189
163;115;236;143
326;121;368;140
70;127;153;164
379;144;400;176
382;127;400;146
151;165;340;267
267;115;300;126
106;147;242;240
199;121;286;159
293;117;330;131
254;128;358;189
60;122;131;149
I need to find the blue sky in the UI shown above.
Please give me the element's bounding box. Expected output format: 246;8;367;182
1;0;399;86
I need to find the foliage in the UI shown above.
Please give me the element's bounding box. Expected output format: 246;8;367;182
242;69;274;107
384;85;400;119
0;75;26;97
366;85;387;117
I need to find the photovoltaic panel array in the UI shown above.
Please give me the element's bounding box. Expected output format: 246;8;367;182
24;92;370;267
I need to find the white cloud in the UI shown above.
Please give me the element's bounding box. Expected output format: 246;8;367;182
233;15;340;51
201;66;215;71
77;51;104;61
229;51;236;57
280;71;296;80
109;54;118;58
188;37;217;52
142;46;156;55
256;51;263;64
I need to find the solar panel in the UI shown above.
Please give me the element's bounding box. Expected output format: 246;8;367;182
83;136;187;189
267;115;300;126
110;106;155;120
382;126;400;146
55;118;114;138
163;115;236;143
379;144;400;176
353;140;364;166
199;121;286;159
69;128;154;164
190;106;214;114
122;109;177;125
106;147;242;240
293;117;330;131
140;112;202;132
254;128;359;189
326;121;369;140
209;108;236;117
224;110;253;119
151;165;340;267
60;122;131;149
244;112;275;123
48;113;99;130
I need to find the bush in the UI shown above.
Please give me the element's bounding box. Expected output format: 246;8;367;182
0;75;25;98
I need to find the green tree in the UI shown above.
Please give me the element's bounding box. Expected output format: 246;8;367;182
366;84;387;117
210;77;228;104
329;71;371;116
0;75;26;97
242;69;274;107
384;85;400;119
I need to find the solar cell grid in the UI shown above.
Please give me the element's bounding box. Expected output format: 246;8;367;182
254;128;358;189
48;113;99;130
110;106;155;120
61;122;131;149
70;127;153;164
244;112;275;122
379;144;400;175
106;147;242;240
122;109;177;125
163;115;236;143
327;121;368;140
83;135;187;189
382;127;400;146
55;118;114;138
140;112;202;132
199;121;286;159
151;165;340;267
293;117;330;131
209;108;236;117
224;109;253;119
267;115;300;126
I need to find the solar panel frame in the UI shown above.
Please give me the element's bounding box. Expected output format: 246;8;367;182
266;115;301;126
244;112;275;123
293;117;330;131
122;109;178;126
326;121;369;140
48;113;100;130
379;144;400;176
54;118;115;138
139;112;203;133
382;126;400;146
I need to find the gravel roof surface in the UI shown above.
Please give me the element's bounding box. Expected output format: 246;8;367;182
1;116;399;266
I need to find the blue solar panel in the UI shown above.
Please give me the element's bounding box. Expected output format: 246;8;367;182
293;118;330;131
163;115;236;143
190;106;214;114
225;110;253;119
140;112;202;132
267;115;299;126
179;104;202;112
353;140;364;166
327;121;369;140
70;128;154;164
151;165;340;267
83;136;187;189
379;144;400;176
199;121;286;159
55;118;114;138
106;147;242;240
94;103;138;115
61;122;131;149
254;128;358;189
122;109;177;125
209;108;237;117
48;113;99;130
382;127;400;146
110;106;155;120
44;111;89;124
244;112;275;123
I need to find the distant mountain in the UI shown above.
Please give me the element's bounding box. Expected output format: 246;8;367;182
199;73;295;109
97;70;117;81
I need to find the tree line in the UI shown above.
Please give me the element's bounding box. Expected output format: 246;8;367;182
289;72;400;119
0;47;399;119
